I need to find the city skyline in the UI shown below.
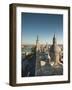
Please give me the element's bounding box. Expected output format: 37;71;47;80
21;12;63;45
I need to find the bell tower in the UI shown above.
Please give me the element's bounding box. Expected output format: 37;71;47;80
53;34;57;45
36;35;40;52
35;35;41;75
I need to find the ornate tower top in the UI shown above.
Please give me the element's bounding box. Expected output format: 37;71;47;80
37;35;39;41
36;35;40;52
53;34;56;45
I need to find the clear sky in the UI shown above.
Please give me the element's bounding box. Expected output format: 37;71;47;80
21;12;63;45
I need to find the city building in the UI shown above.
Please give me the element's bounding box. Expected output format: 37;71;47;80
49;34;61;66
35;34;63;76
22;34;63;76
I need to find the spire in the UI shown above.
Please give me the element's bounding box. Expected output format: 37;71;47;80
54;33;55;39
53;33;56;45
36;35;40;52
36;35;39;45
37;35;39;41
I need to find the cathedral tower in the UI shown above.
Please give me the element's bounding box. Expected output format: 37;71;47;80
36;35;40;52
49;34;61;65
35;35;41;75
53;34;57;45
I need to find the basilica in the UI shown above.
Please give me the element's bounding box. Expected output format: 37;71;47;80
22;34;63;77
35;34;63;76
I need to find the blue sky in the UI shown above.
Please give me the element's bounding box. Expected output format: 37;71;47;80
21;12;63;44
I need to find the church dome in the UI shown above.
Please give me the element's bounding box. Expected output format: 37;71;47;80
49;44;61;55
